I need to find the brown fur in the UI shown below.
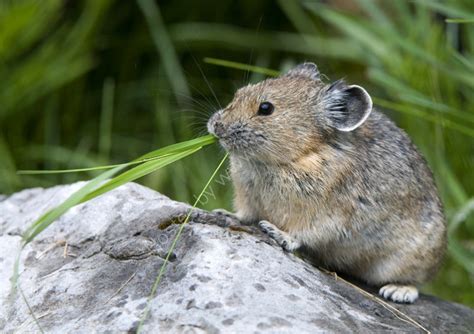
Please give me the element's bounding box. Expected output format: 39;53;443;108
207;63;447;303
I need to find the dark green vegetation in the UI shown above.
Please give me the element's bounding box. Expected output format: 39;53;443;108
1;0;472;306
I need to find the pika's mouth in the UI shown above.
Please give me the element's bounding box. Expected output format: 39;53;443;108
207;117;232;151
207;125;238;152
207;113;265;154
216;129;264;155
210;131;234;151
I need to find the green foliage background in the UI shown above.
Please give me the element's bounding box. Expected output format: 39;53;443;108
1;0;473;306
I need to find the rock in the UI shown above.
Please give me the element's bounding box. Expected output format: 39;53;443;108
0;182;473;333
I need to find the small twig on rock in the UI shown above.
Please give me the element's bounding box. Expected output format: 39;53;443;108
319;267;430;334
63;242;68;258
15;312;51;333
17;284;45;334
105;271;137;304
35;239;66;260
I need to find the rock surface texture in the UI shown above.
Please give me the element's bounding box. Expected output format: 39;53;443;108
0;182;473;333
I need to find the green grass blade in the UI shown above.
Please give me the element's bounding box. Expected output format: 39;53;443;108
17;155;173;174
373;97;474;138
435;156;468;207
17;135;217;174
368;69;474;124
446;18;474;23
99;77;115;160
0;135;21;192
169;23;364;61
451;50;474;71
414;1;474;21
18;284;45;334
306;3;474;88
448;199;474;274
277;0;319;34
204;57;280;77
355;0;392;28
304;3;391;61
136;152;229;333
138;134;216;160
137;0;190;100
81;147;201;202
22;135;217;244
22;165;124;244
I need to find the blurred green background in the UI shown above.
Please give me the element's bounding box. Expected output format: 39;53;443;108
0;0;473;306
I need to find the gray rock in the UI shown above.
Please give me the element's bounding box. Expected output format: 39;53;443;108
0;182;473;333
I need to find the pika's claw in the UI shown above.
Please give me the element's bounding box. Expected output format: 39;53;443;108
379;284;418;303
258;220;301;252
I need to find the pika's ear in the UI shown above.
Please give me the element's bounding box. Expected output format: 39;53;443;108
283;62;320;81
324;80;372;132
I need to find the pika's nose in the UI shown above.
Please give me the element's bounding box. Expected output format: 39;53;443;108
213;121;225;137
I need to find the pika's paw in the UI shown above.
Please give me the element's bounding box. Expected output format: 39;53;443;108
258;220;301;252
211;209;241;226
379;284;419;303
182;209;239;227
212;208;238;220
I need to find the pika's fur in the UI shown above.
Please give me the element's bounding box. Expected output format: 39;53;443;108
207;63;446;303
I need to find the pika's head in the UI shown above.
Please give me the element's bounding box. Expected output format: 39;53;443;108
207;63;372;162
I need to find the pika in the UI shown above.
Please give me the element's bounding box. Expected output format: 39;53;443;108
207;63;446;303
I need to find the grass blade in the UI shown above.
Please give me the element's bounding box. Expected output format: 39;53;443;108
373;97;474;138
99;77;115;160
277;0;319;34
414;1;474;21
22;165;123;244
138;134;216;160
137;0;190;101
22;135;216;244
446;18;474;23
17;155;174;174
448;199;474;274
304;3;391;60
204;57;280;77
81;147;200;202
17;134;217;175
169;23;364;61
136;152;229;333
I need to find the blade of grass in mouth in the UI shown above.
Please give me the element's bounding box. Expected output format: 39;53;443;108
20;134;217;244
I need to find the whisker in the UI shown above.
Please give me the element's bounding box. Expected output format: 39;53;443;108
244;15;263;86
191;54;222;110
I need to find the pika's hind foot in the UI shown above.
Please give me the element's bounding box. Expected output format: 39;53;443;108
379;284;418;303
258;220;301;252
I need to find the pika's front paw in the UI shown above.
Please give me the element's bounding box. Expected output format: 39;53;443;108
212;208;238;220
258;220;301;252
379;284;419;303
212;209;241;226
177;209;239;227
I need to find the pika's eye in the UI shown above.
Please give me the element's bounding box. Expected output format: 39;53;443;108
257;102;274;116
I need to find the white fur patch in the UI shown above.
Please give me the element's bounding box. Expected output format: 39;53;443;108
379;284;419;303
